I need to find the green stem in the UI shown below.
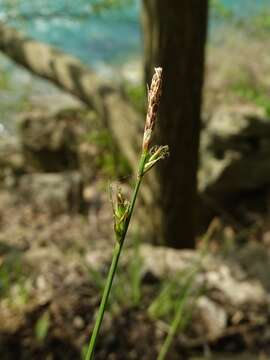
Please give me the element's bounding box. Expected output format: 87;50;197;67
85;151;147;360
157;270;198;360
85;241;122;360
126;151;147;228
157;302;185;360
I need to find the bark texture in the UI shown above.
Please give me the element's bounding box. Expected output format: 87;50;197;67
141;0;208;248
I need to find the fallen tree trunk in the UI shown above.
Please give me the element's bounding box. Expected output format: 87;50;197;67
0;21;142;169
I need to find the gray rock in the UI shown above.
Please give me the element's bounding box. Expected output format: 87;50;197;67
86;244;269;344
199;105;270;195
19;172;83;214
0;136;25;186
86;243;268;308
193;296;227;339
18;108;93;172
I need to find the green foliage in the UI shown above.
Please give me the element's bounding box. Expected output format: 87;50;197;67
232;82;270;116
209;0;233;20
35;311;50;342
124;83;146;115
148;279;182;321
210;1;270;36
251;10;270;33
81;344;88;360
113;239;143;308
0;71;11;91
153;221;217;360
0;242;32;306
87;129;111;148
126;241;143;306
86;128;131;179
151;266;205;360
88;238;144;310
0;251;23;297
148;268;200;322
91;0;133;14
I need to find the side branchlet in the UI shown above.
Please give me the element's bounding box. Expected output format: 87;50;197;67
110;185;130;242
143;145;169;174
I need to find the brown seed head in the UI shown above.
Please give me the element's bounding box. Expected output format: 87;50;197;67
143;67;163;151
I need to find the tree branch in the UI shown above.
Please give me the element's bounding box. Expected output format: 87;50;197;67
0;21;143;169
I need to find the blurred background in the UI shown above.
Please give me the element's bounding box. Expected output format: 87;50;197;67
0;1;270;359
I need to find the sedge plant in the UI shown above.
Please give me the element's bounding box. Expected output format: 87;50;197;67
85;67;169;360
156;219;219;360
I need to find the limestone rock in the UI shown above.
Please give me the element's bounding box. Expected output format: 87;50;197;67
19;172;83;214
199;105;270;196
86;243;268;310
0;136;25;186
18;108;94;172
193;296;227;339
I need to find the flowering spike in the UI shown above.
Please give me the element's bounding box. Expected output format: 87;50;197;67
142;67;163;152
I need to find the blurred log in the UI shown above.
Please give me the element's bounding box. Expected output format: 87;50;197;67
0;21;142;170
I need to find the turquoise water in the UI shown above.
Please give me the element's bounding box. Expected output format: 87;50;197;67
222;0;269;18
0;0;269;67
0;0;141;68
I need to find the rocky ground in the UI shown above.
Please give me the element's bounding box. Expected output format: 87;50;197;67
1;186;270;360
